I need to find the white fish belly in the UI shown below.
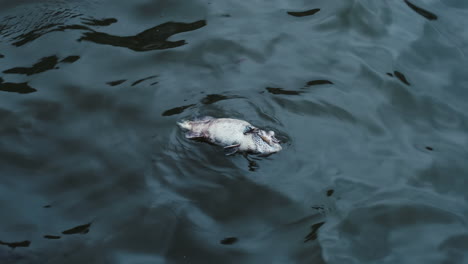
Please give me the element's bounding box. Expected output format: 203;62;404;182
207;119;252;146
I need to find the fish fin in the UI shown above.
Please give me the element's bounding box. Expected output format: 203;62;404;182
224;144;240;156
185;131;204;139
243;126;259;135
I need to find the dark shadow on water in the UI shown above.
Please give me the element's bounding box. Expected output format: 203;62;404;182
131;75;157;86
60;55;80;63
43;235;61;240
266;87;302;95
243;154;260;171
247;159;258;171
305;80;333;87
161;93;242;116
7;15;205;50
106;75;158;87
266;80;333;96
0;79;36;94
3;55;58;76
0;240;30;249
220;237;238;245
304;221;325;242
393;71;411;86
107;79;126;86
79;20;206;51
162;104;196;116
62;222;91;235
287;9;320;17
3;55;80;76
201;94;242;104
81;17;118;27
404;0;438;20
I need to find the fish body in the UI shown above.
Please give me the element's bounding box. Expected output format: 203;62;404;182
178;117;282;155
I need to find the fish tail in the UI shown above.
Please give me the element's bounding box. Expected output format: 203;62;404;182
177;120;192;130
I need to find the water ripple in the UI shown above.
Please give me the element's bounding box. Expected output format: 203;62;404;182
79;20;207;51
1;0;468;263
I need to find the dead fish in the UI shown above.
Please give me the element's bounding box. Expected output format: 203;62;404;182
178;117;282;156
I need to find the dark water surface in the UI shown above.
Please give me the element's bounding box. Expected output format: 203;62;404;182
1;0;468;263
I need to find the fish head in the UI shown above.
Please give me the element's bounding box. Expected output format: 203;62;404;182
256;129;282;154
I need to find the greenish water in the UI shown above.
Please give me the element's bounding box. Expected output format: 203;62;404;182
1;0;468;263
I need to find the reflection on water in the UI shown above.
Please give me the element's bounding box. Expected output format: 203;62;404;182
287;8;321;17
1;0;468;263
61;56;80;63
81;17;117;27
304;221;325;242
79;20;207;51
305;80;334;86
131;75;158;86
3;55;59;75
265;79;334;95
393;71;411;86
106;79;126;86
0;240;31;249
161;93;244;116
266;87;303;95
0;78;36;94
3;55;79;75
1;6;205;51
162;104;196;116
200;94;243;105
220;237;238;245
62;223;92;235
404;0;438;20
43;235;60;240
